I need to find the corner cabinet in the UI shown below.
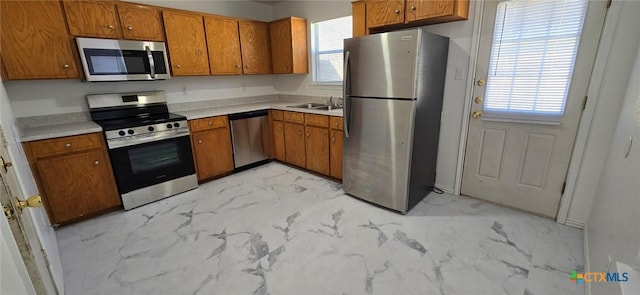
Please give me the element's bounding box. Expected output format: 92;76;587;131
0;1;79;80
23;133;121;225
162;10;211;76
239;20;272;75
270;17;308;74
189;116;234;182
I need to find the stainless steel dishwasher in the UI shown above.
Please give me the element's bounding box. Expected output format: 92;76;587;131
228;110;270;170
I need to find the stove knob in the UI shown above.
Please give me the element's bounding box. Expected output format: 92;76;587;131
166;124;173;129
118;130;126;136
173;122;180;128
148;126;155;132
127;129;134;135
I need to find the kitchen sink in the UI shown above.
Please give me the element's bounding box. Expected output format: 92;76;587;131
288;103;342;111
312;105;342;111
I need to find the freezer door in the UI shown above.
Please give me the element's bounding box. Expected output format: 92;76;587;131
343;97;415;212
344;29;420;99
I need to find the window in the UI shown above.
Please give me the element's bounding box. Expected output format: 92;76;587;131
483;0;588;122
311;16;352;85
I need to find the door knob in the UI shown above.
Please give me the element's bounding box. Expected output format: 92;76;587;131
477;79;486;86
472;111;483;119
15;195;43;211
1;156;12;173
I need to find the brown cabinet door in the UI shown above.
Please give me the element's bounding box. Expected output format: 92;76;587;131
0;1;79;80
270;19;293;74
366;0;405;28
205;16;243;75
62;0;121;39
330;129;344;179
273;120;286;161
406;0;455;22
305;126;330;175
284;122;306;167
117;2;164;41
36;150;120;224
163;11;210;76
239;21;272;74
192;128;234;181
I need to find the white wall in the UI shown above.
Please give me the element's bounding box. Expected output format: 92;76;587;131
6;76;275;117
565;0;640;225
272;0;478;193
585;40;640;295
129;0;274;21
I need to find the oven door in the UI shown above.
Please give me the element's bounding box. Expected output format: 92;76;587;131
108;135;195;194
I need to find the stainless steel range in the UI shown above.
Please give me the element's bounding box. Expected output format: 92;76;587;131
87;91;197;210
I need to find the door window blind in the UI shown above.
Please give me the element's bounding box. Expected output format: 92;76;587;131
483;0;588;122
311;16;352;84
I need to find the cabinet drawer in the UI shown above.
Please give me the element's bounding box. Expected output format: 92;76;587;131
305;114;329;127
190;116;228;132
283;111;304;123
28;133;103;159
330;116;343;130
271;110;284;121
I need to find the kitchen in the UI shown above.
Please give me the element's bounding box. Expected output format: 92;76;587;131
1;0;639;295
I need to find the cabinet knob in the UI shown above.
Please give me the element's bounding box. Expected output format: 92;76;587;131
208;121;212;125
65;143;71;148
63;64;70;69
235;64;241;69
332;137;335;142
108;25;114;30
298;131;302;135
176;64;181;68
244;65;249;69
127;26;133;30
306;133;310;137
410;6;416;10
94;160;100;165
336;122;339;127
395;9;401;14
198;140;203;144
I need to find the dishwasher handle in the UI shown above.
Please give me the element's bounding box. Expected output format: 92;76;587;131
228;109;268;120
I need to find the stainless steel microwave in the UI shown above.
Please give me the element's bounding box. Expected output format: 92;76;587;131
76;37;171;82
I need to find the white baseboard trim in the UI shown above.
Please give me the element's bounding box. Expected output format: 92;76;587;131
565;218;586;229
583;223;592;295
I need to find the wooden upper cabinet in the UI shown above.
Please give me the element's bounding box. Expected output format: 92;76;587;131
239;21;272;75
62;0;121;39
162;10;210;76
352;1;368;37
117;2;164;41
366;0;405;28
205;16;243;75
270;17;308;74
0;1;79;80
405;0;469;23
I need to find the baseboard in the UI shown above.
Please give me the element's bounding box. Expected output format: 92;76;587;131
565;218;586;229
583;223;592;295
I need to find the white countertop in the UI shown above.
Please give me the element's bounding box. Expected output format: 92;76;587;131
18;100;343;142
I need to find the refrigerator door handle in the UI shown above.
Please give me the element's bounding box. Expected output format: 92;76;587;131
343;50;351;138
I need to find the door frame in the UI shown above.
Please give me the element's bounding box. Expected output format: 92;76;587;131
1;195;36;295
453;0;615;225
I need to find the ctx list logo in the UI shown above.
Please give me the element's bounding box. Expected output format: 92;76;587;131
570;270;629;285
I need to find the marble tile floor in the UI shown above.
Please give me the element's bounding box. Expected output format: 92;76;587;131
57;162;584;295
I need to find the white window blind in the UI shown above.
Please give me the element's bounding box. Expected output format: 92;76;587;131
311;16;352;85
483;0;588;122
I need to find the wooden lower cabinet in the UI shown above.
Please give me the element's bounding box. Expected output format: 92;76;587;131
284;122;306;167
305;126;330;175
272;120;286;161
24;133;120;225
330;129;344;179
190;116;234;182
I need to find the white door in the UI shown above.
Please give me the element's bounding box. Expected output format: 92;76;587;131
461;0;608;218
1;201;35;295
0;126;62;294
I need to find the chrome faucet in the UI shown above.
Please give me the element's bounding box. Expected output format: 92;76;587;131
328;96;334;106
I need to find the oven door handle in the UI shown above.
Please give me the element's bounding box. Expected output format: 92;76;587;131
146;45;156;80
107;130;189;149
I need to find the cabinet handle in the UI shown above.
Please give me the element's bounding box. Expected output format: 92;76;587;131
410;6;416;11
63;64;70;69
198;140;203;144
108;25;114;30
395;9;401;14
127;26;133;30
176;64;182;68
94;160;100;165
65;143;71;148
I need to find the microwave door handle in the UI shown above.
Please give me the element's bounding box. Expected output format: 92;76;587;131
343;50;350;138
146;46;156;79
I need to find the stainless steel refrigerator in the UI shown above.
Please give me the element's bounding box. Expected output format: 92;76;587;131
342;28;449;214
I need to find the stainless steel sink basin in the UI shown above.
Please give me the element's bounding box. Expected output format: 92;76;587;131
312;105;342;111
288;103;327;109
